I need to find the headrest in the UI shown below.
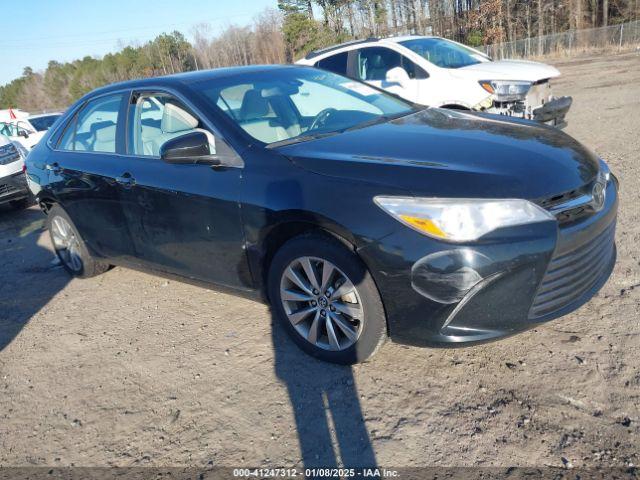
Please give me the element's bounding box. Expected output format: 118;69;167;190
240;90;270;120
369;54;384;68
90;121;116;141
162;102;198;133
95;125;116;142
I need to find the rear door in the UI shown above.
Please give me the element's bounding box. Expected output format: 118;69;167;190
119;90;250;288
47;92;136;261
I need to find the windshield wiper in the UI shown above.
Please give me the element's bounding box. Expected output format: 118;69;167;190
342;109;422;133
267;131;338;149
267;109;424;149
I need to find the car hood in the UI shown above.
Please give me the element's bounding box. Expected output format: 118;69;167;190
453;59;560;82
277;108;599;200
10;131;45;150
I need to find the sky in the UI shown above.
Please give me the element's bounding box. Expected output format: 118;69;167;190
0;0;277;86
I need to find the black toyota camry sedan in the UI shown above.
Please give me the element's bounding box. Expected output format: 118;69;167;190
25;65;618;364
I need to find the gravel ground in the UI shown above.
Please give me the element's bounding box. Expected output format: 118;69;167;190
0;51;639;471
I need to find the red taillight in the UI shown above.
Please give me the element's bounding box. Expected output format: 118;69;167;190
22;164;27;173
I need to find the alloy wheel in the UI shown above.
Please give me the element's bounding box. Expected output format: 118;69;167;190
280;256;364;351
50;216;83;272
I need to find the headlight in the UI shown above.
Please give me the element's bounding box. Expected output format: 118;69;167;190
374;196;555;242
479;80;532;102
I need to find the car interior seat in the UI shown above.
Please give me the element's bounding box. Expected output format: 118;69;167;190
91;121;117;152
143;101;215;156
366;54;389;81
238;90;290;143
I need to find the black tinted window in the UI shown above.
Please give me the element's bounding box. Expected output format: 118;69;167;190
29;115;61;132
316;52;348;75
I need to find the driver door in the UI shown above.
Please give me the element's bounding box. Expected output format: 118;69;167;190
119;90;250;288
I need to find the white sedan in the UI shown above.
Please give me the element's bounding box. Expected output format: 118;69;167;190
296;36;571;127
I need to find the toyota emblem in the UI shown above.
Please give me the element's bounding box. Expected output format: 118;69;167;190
591;181;606;211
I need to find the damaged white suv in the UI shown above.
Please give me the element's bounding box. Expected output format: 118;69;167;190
0;134;30;210
296;36;572;127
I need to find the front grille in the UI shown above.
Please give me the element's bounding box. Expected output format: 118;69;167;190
529;221;615;319
0;143;21;165
539;176;603;225
0;182;20;196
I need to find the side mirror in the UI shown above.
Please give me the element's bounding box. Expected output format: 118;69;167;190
18;130;29;139
385;67;411;87
160;131;220;165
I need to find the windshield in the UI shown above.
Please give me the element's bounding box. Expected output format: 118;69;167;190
400;38;491;69
29;114;61;132
193;67;415;145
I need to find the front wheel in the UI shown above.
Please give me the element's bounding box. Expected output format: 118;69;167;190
268;233;387;364
47;204;109;278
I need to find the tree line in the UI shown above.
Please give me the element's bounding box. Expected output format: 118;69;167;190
1;0;637;110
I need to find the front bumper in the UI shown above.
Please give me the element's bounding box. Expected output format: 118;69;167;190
0;171;30;205
358;179;618;347
532;96;573;128
486;95;573;129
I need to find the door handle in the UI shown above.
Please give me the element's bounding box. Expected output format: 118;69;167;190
45;162;62;174
115;172;135;187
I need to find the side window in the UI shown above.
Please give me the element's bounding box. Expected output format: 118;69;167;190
401;56;429;79
127;93;216;157
355;47;402;81
58;94;122;153
315;52;348;75
355;47;428;81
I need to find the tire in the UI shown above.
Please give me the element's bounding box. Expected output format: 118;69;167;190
268;232;387;364
46;204;109;278
9;197;32;210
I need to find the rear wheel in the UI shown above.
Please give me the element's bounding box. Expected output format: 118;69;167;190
268;233;387;364
47;204;109;278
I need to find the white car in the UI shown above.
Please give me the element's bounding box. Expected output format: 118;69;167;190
0;134;30;209
0;112;62;151
296;36;572;127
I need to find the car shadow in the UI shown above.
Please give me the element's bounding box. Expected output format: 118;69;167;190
0;205;69;352
271;308;378;471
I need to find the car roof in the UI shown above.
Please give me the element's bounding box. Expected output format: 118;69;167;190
84;64;301;99
303;35;441;60
304;38;380;59
382;35;437;43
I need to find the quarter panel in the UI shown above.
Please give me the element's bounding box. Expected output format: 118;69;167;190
238;146;411;289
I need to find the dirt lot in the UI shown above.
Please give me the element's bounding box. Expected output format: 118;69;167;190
1;52;639;472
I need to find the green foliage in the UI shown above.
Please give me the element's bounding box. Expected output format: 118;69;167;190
278;0;311;15
282;12;337;60
0;77;27;109
0;31;195;110
465;30;484;47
